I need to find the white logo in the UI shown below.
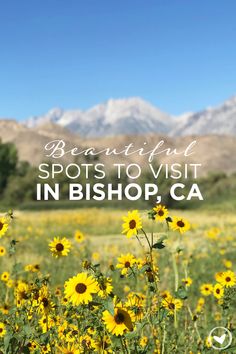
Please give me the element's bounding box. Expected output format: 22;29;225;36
208;327;232;350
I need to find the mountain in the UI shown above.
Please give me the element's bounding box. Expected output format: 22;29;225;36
25;95;236;137
0;119;236;176
25;97;173;137
171;96;236;136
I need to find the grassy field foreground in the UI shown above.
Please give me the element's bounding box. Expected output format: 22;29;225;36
0;207;235;353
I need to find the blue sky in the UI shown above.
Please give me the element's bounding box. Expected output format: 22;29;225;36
0;0;235;119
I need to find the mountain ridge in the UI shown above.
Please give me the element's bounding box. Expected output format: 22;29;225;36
23;95;236;138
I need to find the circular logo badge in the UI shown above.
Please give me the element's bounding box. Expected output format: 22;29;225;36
208;326;232;350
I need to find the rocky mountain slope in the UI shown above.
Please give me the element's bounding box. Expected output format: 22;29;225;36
24;95;236;137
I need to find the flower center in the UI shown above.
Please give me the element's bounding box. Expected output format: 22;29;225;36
129;220;136;229
56;243;64;252
125;261;131;268
0;222;3;231
168;303;175;310
42;297;49;307
177;220;185;228
216;289;220;294
0;328;3;333
225;277;231;282
114;312;125;324
158;210;164;216
75;283;87;294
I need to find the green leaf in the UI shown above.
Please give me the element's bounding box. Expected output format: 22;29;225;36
152;235;167;249
175;286;188;300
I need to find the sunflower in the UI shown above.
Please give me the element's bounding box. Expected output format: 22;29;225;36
74;230;85;243
122;210;142;238
38;315;55;333
0;217;9;238
97;277;113;298
1;271;9;282
37;285;55;314
213;283;224;299
196;297;205;313
116;253;137;275
182;277;193;287
223;259;232;269
95;335;112;353
125;292;145;321
162;296;183;315
26;341;38;351
218;270;236;288
170;216;190;234
102;307;134;336
49;237;71;258
40;344;51;354
153;204;168;222
15;281;29;307
0;303;10;315
200;283;213;296
140;336;148;348
64;272;98;305
57;343;80;354
0;246;6;257
0;322;6;337
79;334;97;351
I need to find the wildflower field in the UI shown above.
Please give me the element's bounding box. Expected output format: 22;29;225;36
0;206;235;353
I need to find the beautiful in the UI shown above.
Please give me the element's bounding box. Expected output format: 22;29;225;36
44;139;197;163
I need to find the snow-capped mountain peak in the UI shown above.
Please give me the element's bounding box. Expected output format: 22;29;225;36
25;97;173;137
24;95;236;137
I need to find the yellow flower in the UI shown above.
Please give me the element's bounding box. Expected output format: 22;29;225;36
223;259;232;269
25;264;40;273
0;322;6;337
182;277;193;287
122;210;142;238
205;336;212;348
196;297;205;313
206;227;220;240
200;283;213;296
153;204;168;222
40;344;51;353
160;290;172;301
0;304;10;315
79;334;97;351
162;296;183;315
170;216;190;234
26;341;38;352
92;252;100;262
74;230;85;243
15;281;29;307
97;277;113;298
125;292;145;321
102;307;134;336
0;246;6;256
213;283;224;299
1;271;9;282
0;217;9;238
116;253;137;275
37;285;55;314
218;270;236;288
94;335;112;353
38;315;55;333
57;343;80;354
140;336;148;348
64;272;98;305
49;237;71;258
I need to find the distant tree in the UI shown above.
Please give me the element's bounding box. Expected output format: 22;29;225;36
0;141;18;194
